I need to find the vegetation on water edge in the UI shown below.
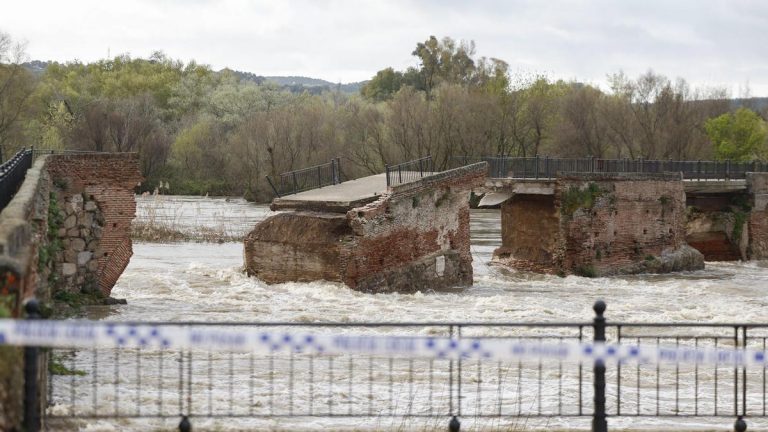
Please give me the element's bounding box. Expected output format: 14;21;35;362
131;222;242;243
49;355;87;376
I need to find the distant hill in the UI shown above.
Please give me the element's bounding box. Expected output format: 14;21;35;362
263;76;365;94
22;61;366;95
731;98;768;112
22;60;49;76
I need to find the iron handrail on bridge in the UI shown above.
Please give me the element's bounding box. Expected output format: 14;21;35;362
266;158;342;198
385;156;435;187
0;148;33;212
10;300;763;431
31;148;113;158
451;155;768;180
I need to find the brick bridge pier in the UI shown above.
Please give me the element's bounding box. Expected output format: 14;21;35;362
484;172;768;276
245;163;487;292
0;150;141;430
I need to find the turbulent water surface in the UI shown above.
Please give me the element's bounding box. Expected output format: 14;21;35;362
48;195;768;431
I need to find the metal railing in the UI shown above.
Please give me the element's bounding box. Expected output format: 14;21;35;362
450;156;768;180
385;156;435;187
0;148;33;212
31;148;112;159
8;301;760;431
266;158;342;198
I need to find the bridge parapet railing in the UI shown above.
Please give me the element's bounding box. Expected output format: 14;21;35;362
0;148;33;212
450;156;768;181
266;158;342;198
31;148;113;158
385;156;435;187
6;300;767;431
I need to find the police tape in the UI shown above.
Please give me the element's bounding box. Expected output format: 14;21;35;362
0;319;765;366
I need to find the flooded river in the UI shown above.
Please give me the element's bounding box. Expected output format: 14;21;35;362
48;195;768;431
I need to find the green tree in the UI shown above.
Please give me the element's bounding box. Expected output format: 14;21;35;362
705;108;768;161
360;67;403;101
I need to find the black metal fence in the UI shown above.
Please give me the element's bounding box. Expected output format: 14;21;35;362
266;158;342;198
11;301;761;431
31;148;112;159
450;156;768;180
0;148;33;212
386;156;435;187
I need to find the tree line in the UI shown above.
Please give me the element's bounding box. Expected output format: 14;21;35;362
1;32;767;202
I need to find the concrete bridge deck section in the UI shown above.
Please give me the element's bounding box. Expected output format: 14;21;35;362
271;173;387;212
271;171;440;212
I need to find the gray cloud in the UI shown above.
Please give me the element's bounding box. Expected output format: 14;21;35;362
2;0;766;95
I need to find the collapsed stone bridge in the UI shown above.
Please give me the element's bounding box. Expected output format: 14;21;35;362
0;150;141;430
484;172;768;277
247;156;768;288
0;152;142;316
245;163;487;292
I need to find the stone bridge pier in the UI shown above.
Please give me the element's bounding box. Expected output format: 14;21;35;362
245;163;487;292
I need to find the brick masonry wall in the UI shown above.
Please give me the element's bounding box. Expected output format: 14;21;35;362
748;173;768;259
244;164;486;292
558;177;688;275
47;154;142;295
493;194;558;273
493;173;703;276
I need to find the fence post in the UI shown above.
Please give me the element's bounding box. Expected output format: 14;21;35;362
398;165;402;184
336;158;342;183
23;298;42;432
292;172;298;194
265;176;281;198
179;415;191;432
449;415;460;432
726;159;731;180
385;164;390;187
592;300;607;432
419;158;424;177
535;155;540;179
545;156;550;178
317;165;322;188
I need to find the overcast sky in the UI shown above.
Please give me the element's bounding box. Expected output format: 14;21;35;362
3;0;767;95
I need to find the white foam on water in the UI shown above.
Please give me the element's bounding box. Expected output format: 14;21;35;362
51;197;768;431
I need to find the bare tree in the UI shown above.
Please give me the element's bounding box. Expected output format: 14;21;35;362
0;31;35;161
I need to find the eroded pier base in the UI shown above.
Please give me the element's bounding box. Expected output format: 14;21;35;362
245;164;486;292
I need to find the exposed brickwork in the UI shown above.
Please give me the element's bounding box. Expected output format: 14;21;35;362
493;195;558;273
0;154;140;429
245;164;486;292
494;173;703;276
46;154;142;294
747;173;768;259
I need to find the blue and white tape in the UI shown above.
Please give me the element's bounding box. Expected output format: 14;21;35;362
0;319;764;366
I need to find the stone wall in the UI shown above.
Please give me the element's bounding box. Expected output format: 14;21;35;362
245;164;486;292
0;153;140;430
0;157;50;431
47;154;142;295
493;173;704;276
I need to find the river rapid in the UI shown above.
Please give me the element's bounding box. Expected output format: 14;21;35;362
50;195;768;431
